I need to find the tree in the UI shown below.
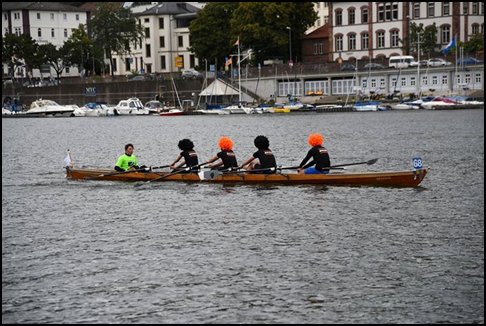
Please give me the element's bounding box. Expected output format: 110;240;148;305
90;3;143;76
189;2;238;68
189;2;317;68
230;3;317;63
2;33;38;79
63;25;92;76
37;43;70;82
463;33;484;55
422;23;438;58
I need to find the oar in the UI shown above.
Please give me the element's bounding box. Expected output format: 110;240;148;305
86;166;150;180
277;158;378;171
150;164;171;170
138;162;210;185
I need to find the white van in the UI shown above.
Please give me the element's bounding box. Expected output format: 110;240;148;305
389;55;417;69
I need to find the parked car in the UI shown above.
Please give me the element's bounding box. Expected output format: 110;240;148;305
427;58;452;67
364;63;385;70
340;62;356;72
456;57;484;65
181;69;203;79
128;75;147;82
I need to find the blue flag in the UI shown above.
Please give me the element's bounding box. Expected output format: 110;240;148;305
442;37;456;54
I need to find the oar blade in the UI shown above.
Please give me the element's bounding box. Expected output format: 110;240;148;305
367;158;378;165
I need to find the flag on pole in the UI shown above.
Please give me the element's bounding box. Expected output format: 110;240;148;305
64;150;73;167
234;37;239;46
442;36;456;54
225;57;232;67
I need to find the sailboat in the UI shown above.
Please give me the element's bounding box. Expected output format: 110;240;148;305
222;38;261;114
160;75;185;116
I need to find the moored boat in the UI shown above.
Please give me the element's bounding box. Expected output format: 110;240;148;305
66;167;427;187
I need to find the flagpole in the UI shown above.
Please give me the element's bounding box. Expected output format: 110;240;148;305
237;37;241;104
454;35;458;94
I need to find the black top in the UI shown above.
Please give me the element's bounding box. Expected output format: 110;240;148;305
299;146;330;171
217;150;238;169
181;150;199;169
253;149;277;169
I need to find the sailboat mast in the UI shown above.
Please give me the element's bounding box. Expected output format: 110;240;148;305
237;40;241;103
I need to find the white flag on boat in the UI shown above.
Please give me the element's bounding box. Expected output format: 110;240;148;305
64;150;73;167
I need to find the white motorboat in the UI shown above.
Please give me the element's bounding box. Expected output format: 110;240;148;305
112;98;149;115
26;99;75;117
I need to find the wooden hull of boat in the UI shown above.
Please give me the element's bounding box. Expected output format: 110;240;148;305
66;168;427;187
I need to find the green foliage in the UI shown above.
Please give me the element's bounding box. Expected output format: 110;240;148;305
90;3;144;75
189;2;317;68
2;33;38;77
463;33;484;54
409;22;439;58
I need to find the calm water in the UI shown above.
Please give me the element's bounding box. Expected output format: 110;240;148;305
2;110;484;323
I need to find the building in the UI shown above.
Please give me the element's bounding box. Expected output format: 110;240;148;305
2;2;89;78
328;2;484;63
111;2;200;76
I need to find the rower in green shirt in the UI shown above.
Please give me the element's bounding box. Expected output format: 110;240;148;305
115;143;144;171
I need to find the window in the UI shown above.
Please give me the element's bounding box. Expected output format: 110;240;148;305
145;27;150;38
161;55;166;69
15;27;21;36
377;31;385;48
442;75;448;85
159;36;165;48
378;4;385;21
144;18;149;23
159;18;164;29
313;42;324;54
51;28;55;38
14;12;20;20
190;55;195;68
76;14;79;21
145;44;151;57
38;28;42;37
441;25;451;43
410;77;416;86
391;30;399;47
422;75;428;85
66;67;70;73
348;8;355;25
432;76;438;85
64;29;68;38
63;13;67;20
125;58;131;72
362;8;368;23
50;13;54;20
335;9;342;26
442;2;450;15
361;33;369;50
37;13;41;19
401;77;407;87
112;58;117;72
348;34;356;50
472;24;479;34
463;2;469;14
414;2;420;18
335;35;343;51
178;35;183;47
472;2;478;14
475;73;481;83
428;2;435;17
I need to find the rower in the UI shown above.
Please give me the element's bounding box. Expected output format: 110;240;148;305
169;138;199;173
297;133;331;174
206;137;238;171
114;143;146;171
239;135;277;174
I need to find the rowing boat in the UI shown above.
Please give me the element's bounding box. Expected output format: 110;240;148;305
65;167;427;187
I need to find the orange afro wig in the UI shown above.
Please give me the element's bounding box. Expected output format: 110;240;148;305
218;136;233;150
308;133;324;147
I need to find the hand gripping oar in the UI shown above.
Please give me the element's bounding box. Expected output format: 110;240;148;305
276;158;379;171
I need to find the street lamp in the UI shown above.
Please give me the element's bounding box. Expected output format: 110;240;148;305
286;26;292;66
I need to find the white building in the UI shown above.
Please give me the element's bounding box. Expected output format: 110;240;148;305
306;2;330;35
329;2;484;62
111;2;200;76
2;2;89;78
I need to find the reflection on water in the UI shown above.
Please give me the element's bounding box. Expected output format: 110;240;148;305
2;110;484;323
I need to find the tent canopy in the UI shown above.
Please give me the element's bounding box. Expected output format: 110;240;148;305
199;79;239;96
